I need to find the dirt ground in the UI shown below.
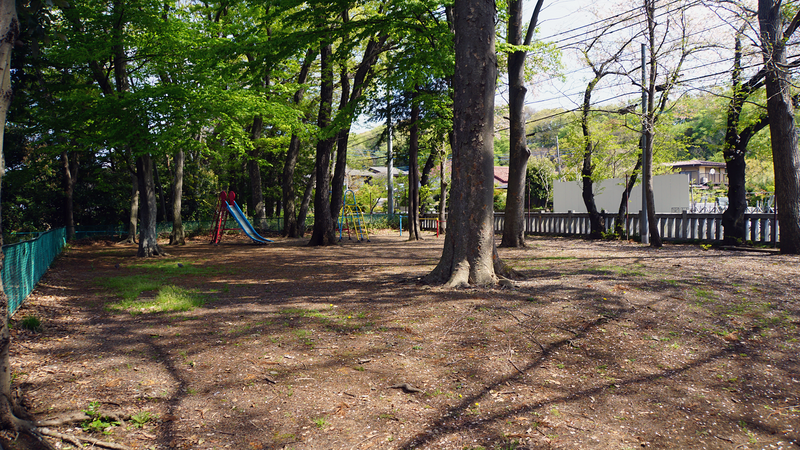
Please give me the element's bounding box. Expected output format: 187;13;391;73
5;230;800;450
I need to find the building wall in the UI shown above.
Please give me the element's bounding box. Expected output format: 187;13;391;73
553;173;690;213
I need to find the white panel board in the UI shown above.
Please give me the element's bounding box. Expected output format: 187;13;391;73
553;173;689;213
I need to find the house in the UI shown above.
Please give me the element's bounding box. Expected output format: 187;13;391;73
344;166;409;190
367;166;408;178
665;160;727;186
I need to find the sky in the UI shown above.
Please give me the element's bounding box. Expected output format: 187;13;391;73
354;0;744;133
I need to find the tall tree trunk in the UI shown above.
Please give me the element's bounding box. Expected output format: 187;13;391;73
62;150;78;240
298;170;316;238
123;172;139;244
137;154;165;257
309;42;337;246
643;124;661;246
426;0;498;286
420;149;437;188
0;1;35;434
579;78;604;238
722;29;750;245
438;146;448;229
330;64;351;221
759;0;800;254
615;154;641;236
500;0;544;248
408;94;422;240
283;48;316;238
329;33;388;223
644;0;662;248
721;27;770;245
249;116;267;232
154;162;167;222
169;149;185;245
283;134;302;237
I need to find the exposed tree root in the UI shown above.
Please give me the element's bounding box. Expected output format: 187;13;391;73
35;412;91;427
37;428;132;450
493;247;525;281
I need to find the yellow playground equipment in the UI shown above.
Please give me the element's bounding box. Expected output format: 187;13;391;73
338;189;370;242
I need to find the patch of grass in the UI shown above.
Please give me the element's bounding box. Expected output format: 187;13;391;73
19;315;42;332
129;411;157;428
693;288;716;304
538;256;577;260
96;260;225;313
312;416;328;429
98;275;164;303
584;265;645;277
106;285;208;314
278;308;329;320
129;260;219;276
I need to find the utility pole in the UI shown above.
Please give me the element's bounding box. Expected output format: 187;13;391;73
640;42;649;245
387;98;395;216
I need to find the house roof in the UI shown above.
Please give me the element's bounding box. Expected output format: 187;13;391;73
666;160;727;169
368;166;408;176
346;168;376;178
494;166;509;185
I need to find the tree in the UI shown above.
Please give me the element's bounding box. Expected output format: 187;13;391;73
0;0;32;436
722;21;770;244
169;149;186;245
500;0;544;248
407;93;422;240
282;48;316;238
577;36;632;239
308;42;337;246
426;0;499;286
640;0;709;247
758;0;800;254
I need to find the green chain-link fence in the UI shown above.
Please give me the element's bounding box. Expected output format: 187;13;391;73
2;228;67;316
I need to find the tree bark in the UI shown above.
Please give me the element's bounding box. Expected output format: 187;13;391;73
408;95;422;240
759;0;800;254
721;27;771;245
169;149;185;245
722;29;750;245
500;0;544;248
615;154;641;236
283;48;316;238
329;33;388;223
248;116;267;232
309;42;337;246
137;154;165;257
330;64;351;222
298;170;316;238
643;0;662;248
153;162;167;222
62;150;78;241
420;149;437;188
0;1;34;434
122;172;139;244
426;0;498;286
580;78;604;238
438;146;448;229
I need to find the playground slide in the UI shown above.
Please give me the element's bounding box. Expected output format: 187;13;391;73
225;201;274;243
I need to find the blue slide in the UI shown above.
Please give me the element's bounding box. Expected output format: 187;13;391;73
225;201;273;243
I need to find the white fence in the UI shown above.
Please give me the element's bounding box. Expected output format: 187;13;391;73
421;212;780;244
